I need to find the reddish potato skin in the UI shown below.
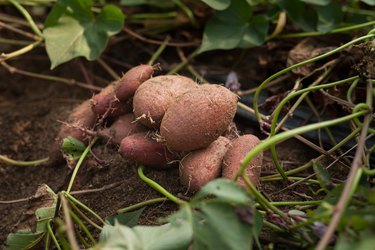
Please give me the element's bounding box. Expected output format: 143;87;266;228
160;84;238;152
48;100;97;165
114;64;154;101
98;113;147;145
222;134;263;189
91;85;132;117
119;132;175;168
179;136;231;193
133;75;197;128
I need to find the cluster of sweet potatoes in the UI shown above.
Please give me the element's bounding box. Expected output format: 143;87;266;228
50;65;263;192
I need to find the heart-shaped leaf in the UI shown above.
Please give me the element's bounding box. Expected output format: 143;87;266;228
44;0;125;69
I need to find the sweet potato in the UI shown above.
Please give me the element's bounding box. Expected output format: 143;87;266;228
222;134;263;189
98;113;147;145
160;84;238;152
48;100;97;165
91;64;153;117
114;64;154;101
179;136;231;193
133;75;197;128
119;132;175;168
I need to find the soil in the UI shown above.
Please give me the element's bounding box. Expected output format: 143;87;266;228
0;34;356;247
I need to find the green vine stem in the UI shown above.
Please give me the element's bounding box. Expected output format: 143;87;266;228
66;137;98;194
346;78;360;104
118;197;169;214
47;220;62;250
60;194;79;250
8;0;43;38
148;36;170;65
167;47;200;75
262;127;361;180
261;176;320;185
242;173;287;220
253;33;375;125
67;198;102;231
276;20;375;39
64;192;106;226
137;166;186;205
0;154;49;166
236;109;369;182
0;40;42;62
270;200;322;206
268;76;359;177
69;210;96;245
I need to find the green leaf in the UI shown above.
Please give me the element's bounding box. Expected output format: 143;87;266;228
192;200;253;250
238;14;268;48
316;1;343;33
106;208;145;227
133;221;192;250
278;0;318;31
61;136;86;159
120;0;175;8
201;0;231;10
5;230;45;250
99;220;192;250
44;0;125;69
300;0;331;5
199;0;254;52
313;161;333;192
193;178;252;205
360;0;375;5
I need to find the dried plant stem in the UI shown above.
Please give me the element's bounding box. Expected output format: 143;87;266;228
1;61;101;92
316;80;373;250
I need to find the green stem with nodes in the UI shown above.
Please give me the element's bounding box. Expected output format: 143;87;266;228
0;154;48;166
8;0;43;38
118;197;169;214
63;192;106;226
262;127;361;180
148;36;170;65
0;38;32;45
253;33;375;125
242;173;287;220
66;137;97;194
236;108;369;182
69;210;96;245
47;220;62;250
0;40;41;62
137;166;186;205
277;20;375;39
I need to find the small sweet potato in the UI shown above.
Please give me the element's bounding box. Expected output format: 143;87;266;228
48;100;97;165
222;134;263;189
179;136;231;193
160;84;238;152
119;132;175;168
91;64;153;117
133;75;197;128
98;113;147;145
114;64;154;101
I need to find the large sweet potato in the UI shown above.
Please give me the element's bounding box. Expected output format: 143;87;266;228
133;75;197;128
160;84;238;152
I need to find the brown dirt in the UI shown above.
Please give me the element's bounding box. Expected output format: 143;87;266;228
0;41;334;247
